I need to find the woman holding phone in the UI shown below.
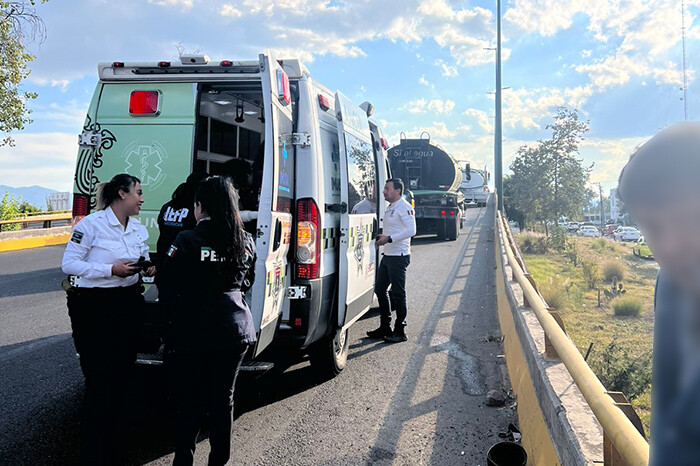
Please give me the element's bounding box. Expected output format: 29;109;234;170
61;173;155;464
159;176;257;466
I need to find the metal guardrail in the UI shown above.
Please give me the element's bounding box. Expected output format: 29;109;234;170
496;210;649;466
0;212;72;228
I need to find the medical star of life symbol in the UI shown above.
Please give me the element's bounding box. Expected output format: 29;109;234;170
354;231;364;276
122;140;168;190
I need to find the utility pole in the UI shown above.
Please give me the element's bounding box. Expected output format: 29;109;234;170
495;0;503;210
595;182;605;228
682;0;689;120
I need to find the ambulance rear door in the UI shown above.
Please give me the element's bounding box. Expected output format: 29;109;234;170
335;91;378;329
251;52;295;357
91;82;197;248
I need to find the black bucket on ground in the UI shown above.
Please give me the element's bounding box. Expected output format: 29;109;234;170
487;441;527;466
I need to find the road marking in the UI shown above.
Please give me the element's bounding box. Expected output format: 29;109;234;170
0;234;70;253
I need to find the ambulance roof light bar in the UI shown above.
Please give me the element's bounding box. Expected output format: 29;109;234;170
180;54;210;65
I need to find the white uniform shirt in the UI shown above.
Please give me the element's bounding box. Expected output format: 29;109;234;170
382;198;416;256
62;207;150;288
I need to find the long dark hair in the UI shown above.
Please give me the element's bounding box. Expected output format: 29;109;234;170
195;176;246;265
96;173;140;210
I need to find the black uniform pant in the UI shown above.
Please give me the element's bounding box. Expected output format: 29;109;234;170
375;254;411;332
172;343;249;466
66;285;142;466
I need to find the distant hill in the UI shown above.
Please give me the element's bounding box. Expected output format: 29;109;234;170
0;185;59;210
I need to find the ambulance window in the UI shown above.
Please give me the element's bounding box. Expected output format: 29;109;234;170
275;136;293;213
345;133;376;214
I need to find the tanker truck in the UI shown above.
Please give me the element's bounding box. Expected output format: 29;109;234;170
388;134;465;241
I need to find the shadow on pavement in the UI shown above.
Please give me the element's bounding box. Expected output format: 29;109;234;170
0;267;65;298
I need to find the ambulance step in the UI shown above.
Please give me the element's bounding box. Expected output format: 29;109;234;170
240;361;274;372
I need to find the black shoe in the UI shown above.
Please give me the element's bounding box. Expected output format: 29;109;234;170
383;333;408;343
367;327;392;339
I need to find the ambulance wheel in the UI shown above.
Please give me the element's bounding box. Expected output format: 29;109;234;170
310;326;349;378
447;218;459;241
436;222;447;240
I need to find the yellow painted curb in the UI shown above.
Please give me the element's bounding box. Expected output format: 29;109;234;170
0;234;70;252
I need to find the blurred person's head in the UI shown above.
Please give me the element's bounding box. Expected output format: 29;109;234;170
383;178;404;203
618;122;700;294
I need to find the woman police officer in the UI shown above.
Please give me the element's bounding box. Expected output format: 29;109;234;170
61;173;155;464
158;176;257;466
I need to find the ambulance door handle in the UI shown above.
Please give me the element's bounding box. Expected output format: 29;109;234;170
272;218;283;251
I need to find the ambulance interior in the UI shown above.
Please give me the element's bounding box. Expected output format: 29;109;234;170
195;83;265;228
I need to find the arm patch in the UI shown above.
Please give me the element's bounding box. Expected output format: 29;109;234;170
70;231;84;244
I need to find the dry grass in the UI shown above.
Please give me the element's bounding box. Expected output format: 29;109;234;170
520;236;657;433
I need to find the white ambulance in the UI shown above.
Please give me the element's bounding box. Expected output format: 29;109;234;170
71;53;391;376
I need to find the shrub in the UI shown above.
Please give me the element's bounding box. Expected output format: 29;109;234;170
550;226;567;251
604;277;627;300
613;296;642;317
581;260;600;289
519;233;549;254
564;237;579;267
602;260;626;282
590;342;651;400
540;280;569;311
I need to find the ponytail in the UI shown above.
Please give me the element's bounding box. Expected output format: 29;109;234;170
96;173;141;210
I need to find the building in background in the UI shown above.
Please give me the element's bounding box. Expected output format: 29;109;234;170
47;192;71;211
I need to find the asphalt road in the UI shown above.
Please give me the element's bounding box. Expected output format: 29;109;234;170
0;201;516;465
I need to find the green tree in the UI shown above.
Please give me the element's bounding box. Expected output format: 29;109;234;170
503;175;525;229
1;0;48;146
508;107;593;232
18;199;39;213
0;190;22;231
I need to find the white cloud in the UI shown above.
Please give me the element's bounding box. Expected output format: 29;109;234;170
418;75;432;87
32;99;89;129
435;59;459;77
0;133;78;192
393;121;457;140
505;0;698;90
405;98;427;114
463;108;493;133
31;78;70;91
220;4;243;17
148;0;193;8
500;85;594;130
427;99;455;114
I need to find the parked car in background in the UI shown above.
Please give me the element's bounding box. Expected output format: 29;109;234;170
577;225;602;237
603;224;619;236
614;227;641;242
567;222;580;234
633;236;654;259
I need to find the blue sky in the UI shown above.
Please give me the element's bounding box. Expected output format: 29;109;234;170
1;0;698;194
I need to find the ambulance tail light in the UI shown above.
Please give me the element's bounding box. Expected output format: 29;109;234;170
381;138;389;150
129;90;161;116
296;198;320;280
72;194;89;226
318;94;330;111
112;62;124;68
276;68;291;106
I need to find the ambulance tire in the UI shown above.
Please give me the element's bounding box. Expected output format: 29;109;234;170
309;326;349;378
447;218;459;241
436;222;447;240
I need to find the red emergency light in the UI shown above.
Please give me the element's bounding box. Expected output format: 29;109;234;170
220;60;233;67
158;61;171;68
318;94;330;111
276;68;291;106
381;138;389;150
129;91;161;115
112;62;124;68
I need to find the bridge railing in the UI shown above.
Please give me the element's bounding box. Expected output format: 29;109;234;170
0;212;71;230
496;210;649;466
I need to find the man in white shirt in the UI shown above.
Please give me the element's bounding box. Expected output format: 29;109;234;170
367;178;417;343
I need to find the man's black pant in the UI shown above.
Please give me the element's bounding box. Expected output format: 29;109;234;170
66;285;142;466
375;254;411;332
172;343;249;466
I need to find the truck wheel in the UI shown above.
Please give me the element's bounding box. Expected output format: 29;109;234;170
447;218;459;241
436;221;447;240
309;326;349;378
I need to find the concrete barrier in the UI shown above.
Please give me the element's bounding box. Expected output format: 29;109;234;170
0;226;71;252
